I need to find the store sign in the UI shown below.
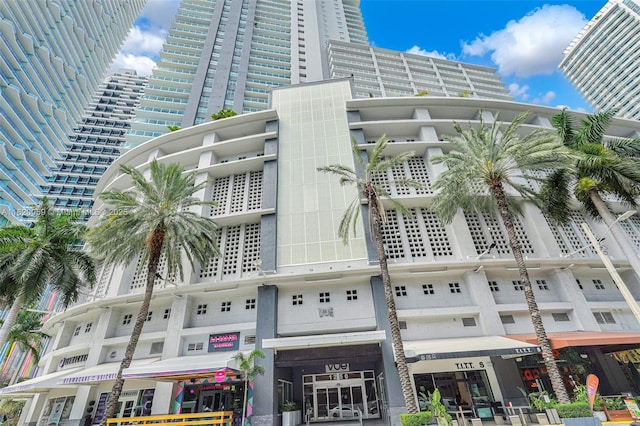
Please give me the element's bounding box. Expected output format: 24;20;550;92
325;363;349;373
455;361;485;370
208;332;240;352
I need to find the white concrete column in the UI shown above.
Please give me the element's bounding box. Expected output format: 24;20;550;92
464;270;505;335
151;382;175;415
69;385;93;422
551;269;600;330
86;308;114;366
163;295;190;358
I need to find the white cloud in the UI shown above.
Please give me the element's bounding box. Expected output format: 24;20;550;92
108;0;180;75
406;45;455;60
534;91;557;104
120;27;166;57
139;0;181;32
508;83;530;100
110;53;157;76
462;5;587;77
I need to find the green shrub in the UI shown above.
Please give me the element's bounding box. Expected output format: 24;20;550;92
554;402;592;418
400;412;433;426
281;400;299;411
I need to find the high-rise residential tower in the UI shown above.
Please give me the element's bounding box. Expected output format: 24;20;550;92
45;69;148;216
126;0;369;147
0;0;146;224
560;0;640;119
127;0;511;149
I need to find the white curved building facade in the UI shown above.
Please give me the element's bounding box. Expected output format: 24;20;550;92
7;79;640;426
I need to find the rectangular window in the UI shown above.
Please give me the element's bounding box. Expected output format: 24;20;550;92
187;342;204;351
395;286;407;297
488;281;499;292
122;314;132;325
537;280;549;290
319;292;330;303
85;322;93;333
422;284;434;295
196;304;208;315
449;282;461;294
552;312;570;322
593;279;605;290
594;312;616;324
150;342;164;354
146;312;153;322
462;317;476;327
221;301;231;312
163;308;171;319
512;280;524;291
576;279;583;290
245;299;256;310
73;326;81;336
500;315;515;324
346;290;358;301
399;321;407;330
292;294;303;306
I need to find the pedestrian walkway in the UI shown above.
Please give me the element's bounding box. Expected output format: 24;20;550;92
302;418;640;426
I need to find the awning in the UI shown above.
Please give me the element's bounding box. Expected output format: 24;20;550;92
262;330;386;350
0;367;83;395
507;331;640;350
122;353;241;381
58;358;159;385
403;336;541;362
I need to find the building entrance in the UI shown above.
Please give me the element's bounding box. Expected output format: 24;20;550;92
303;371;379;421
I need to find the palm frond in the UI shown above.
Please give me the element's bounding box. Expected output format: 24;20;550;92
576;109;616;145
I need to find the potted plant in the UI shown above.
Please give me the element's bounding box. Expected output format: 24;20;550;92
602;396;632;422
554;402;601;425
428;389;453;426
282;400;301;426
401;412;433;426
528;391;559;424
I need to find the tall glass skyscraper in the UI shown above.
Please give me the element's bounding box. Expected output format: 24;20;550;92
560;0;640;119
126;0;368;146
127;0;511;149
0;0;146;224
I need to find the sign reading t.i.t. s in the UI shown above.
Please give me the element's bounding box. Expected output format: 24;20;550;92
208;332;240;352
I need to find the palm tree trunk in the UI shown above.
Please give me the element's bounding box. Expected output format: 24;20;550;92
588;189;640;283
368;190;418;414
0;295;24;351
100;227;165;426
490;183;570;404
241;377;248;425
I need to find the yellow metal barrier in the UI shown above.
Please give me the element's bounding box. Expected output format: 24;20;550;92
105;411;234;425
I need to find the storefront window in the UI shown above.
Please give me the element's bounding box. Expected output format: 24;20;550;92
413;371;495;419
516;347;590;398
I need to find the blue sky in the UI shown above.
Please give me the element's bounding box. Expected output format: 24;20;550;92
111;0;606;112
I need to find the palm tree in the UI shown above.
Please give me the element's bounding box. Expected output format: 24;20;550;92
318;135;422;413
233;349;265;425
0;199;96;351
544;108;640;280
86;160;220;425
430;111;573;404
1;310;47;363
0;310;47;385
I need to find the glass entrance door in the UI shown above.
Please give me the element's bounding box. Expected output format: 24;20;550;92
199;390;230;412
303;371;379;421
315;381;363;419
